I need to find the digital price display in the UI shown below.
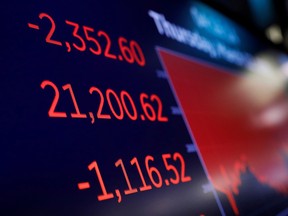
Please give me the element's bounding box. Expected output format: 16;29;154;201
1;1;288;216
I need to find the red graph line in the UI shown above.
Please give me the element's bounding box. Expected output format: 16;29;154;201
217;161;246;215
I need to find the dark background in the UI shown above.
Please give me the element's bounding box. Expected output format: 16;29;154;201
1;0;287;215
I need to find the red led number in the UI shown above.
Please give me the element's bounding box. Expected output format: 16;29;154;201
40;80;67;118
162;154;180;184
140;93;168;122
88;161;114;201
174;153;192;182
145;156;163;188
120;91;137;121
106;89;124;120
41;81;168;122
41;81;85;119
118;38;146;66
39;13;62;46
151;94;168;122
140;93;156;121
98;31;117;59
130;157;152;191
130;40;145;66
115;159;138;195
65;20;86;51
118;37;134;63
80;153;190;202
89;86;111;119
62;84;87;118
30;13;146;66
83;26;102;55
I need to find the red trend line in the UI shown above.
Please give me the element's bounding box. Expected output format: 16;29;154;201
218;161;246;215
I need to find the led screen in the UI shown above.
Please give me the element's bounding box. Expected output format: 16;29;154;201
1;1;288;215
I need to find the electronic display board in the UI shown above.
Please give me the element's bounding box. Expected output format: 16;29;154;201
1;0;288;215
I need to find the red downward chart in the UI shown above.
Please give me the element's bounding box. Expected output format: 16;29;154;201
158;48;288;215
